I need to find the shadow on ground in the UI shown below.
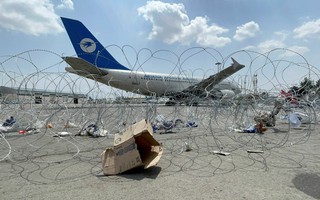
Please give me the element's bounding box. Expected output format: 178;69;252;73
292;173;320;199
96;166;162;181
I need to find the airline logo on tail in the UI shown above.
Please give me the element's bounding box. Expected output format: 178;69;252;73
80;38;96;53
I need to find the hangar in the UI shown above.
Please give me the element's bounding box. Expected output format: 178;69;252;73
0;86;87;104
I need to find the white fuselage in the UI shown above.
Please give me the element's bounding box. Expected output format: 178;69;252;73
97;69;241;97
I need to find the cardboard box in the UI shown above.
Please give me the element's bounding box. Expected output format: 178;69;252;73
101;119;163;175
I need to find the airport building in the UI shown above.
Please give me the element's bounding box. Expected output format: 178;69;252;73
0;86;87;104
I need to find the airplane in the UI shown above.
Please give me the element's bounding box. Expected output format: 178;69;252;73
60;17;245;106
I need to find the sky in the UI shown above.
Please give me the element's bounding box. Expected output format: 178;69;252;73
1;0;320;93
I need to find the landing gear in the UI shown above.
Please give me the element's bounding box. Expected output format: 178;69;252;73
165;100;198;106
165;100;176;106
186;102;198;106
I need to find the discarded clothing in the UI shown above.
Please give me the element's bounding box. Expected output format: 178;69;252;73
152;121;175;132
288;113;301;128
0;116;17;132
186;121;198;128
243;125;256;133
152;115;175;132
241;122;267;134
78;123;108;137
19;127;40;134
152;115;199;133
2;116;16;127
0;126;12;132
64;120;79;128
55;132;72;137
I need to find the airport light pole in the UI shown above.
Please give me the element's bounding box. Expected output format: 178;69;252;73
253;74;258;94
215;62;221;72
243;75;247;94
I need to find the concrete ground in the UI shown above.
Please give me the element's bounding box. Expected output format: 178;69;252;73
0;105;320;200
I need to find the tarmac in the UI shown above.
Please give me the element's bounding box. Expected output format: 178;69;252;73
0;104;320;200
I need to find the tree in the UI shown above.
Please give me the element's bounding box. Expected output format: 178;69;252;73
315;79;320;96
288;85;300;96
288;77;316;97
300;77;314;91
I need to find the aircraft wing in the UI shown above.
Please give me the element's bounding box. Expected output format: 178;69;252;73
63;57;108;76
170;58;245;100
184;58;244;92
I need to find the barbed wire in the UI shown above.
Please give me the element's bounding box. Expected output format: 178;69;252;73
0;47;319;184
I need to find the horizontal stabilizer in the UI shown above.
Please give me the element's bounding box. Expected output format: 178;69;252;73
63;57;108;76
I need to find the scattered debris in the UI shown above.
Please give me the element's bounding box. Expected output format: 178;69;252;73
77;123;108;137
288;113;302;128
254;111;275;127
46;122;53;128
152;115;198;133
18;127;39;135
247;149;264;153
0;116;18;132
0;125;13;132
234;122;267;134
255;121;268;133
186;121;198;128
2;116;16;127
281;112;310;125
25;127;40;134
152;115;175;133
211;150;231;156
184;142;192;152
64;120;79;128
55;131;72;137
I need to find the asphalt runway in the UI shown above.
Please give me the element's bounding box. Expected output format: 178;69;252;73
0;104;320;200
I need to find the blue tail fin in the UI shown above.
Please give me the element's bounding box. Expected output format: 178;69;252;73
61;17;129;70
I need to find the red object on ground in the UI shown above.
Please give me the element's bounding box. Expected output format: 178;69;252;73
19;130;26;134
280;90;298;105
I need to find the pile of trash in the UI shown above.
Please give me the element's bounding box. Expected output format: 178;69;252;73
232;109;311;134
151;115;198;133
0;116;17;132
76;123;109;137
254;111;276;127
233;121;267;134
49;120;111;137
280;112;311;128
0;116;42;134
